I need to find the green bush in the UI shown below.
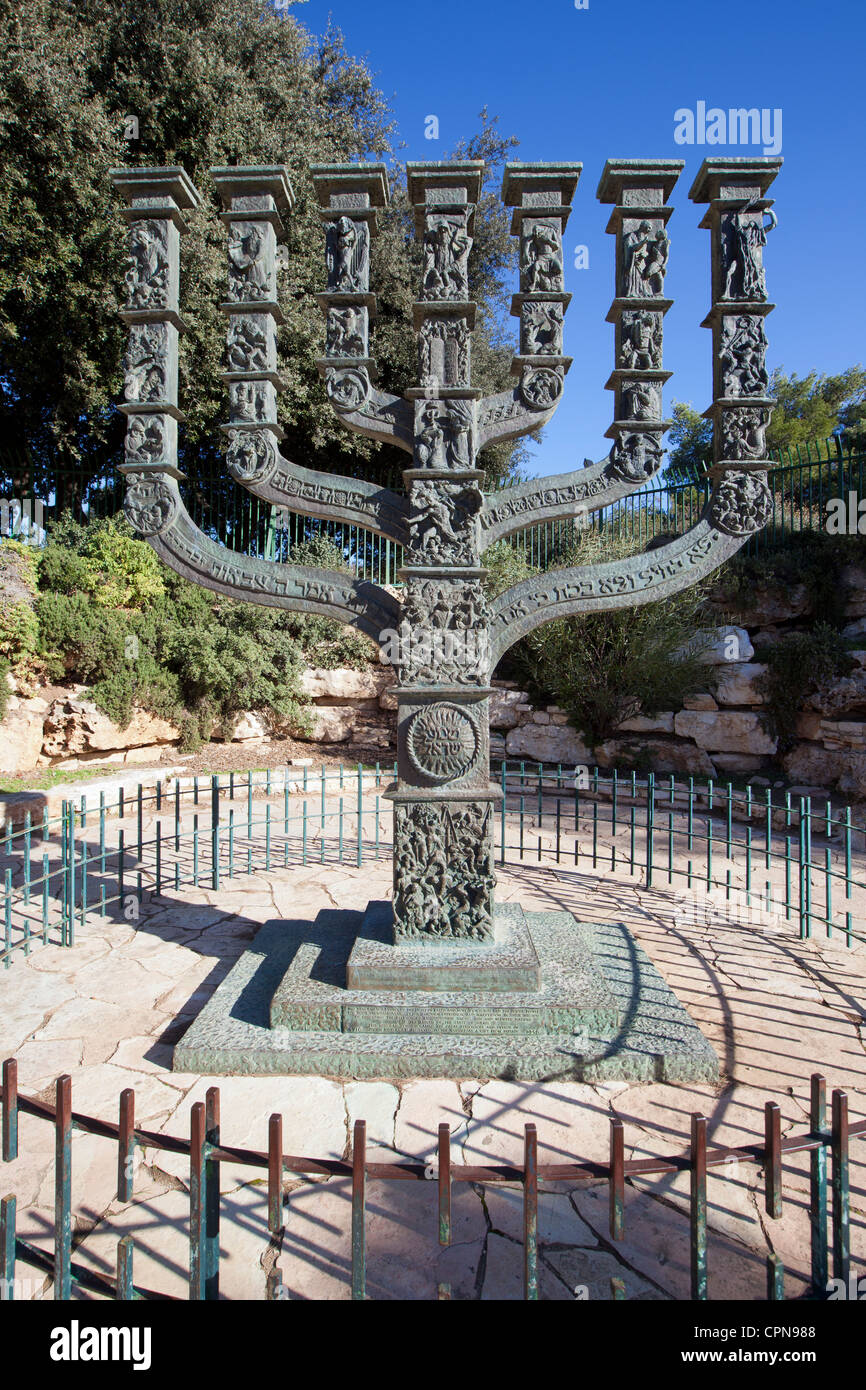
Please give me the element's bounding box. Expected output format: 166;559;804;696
760;624;854;749
0;540;40;669
491;530;716;748
27;516;380;744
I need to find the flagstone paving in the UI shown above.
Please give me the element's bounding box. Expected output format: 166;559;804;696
1;859;864;1300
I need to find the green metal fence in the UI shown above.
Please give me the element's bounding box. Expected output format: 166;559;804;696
2;438;863;586
1;761;864;972
503;437;866;569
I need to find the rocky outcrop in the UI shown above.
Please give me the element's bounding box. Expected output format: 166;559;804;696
41;696;182;762
0;693;50;774
298;667;395;704
674;711;777;756
505;723;592;765
597;737;716;778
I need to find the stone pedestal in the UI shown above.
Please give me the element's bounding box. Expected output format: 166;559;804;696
173;902;719;1082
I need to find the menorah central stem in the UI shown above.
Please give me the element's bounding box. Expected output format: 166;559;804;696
377;162;494;943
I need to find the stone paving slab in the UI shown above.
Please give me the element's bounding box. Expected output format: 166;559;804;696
1;857;864;1299
174;907;718;1081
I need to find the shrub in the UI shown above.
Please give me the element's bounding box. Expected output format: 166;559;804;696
28;516;379;740
0;540;40;669
760;624;854;749
492;529;715;747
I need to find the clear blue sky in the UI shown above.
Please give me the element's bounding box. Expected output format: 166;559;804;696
296;0;865;478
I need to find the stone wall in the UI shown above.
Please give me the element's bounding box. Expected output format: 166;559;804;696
4;563;866;798
0;667;400;774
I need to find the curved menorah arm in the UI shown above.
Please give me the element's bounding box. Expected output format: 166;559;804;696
482;459;654;547
122;468;401;644
224;452;408;545
488;471;772;665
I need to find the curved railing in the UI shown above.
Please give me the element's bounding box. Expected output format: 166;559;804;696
1;761;864;971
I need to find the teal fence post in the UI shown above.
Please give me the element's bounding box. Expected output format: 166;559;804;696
54;1075;72;1300
211;775;220;891
810;1074;828;1296
204;1088;220;1301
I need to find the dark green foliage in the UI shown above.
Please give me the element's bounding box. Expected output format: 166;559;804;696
667;368;866;485
766;366;866;452
488;531;715;747
30;516;376;747
717;530;866;629
760;625;854;750
665;403;714;484
0;540;39;666
0;1;525;510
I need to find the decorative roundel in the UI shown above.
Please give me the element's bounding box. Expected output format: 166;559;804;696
406;703;478;784
710;471;774;537
226;428;277;484
326;366;370;413
123;472;177;537
520;366;563;411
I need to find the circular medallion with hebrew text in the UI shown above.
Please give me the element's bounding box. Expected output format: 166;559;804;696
406;703;478;784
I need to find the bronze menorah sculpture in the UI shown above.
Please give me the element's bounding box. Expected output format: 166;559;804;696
110;155;779;1078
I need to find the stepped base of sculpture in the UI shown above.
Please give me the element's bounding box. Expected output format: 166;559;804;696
173;903;719;1082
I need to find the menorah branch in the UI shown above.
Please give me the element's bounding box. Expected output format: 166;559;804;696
489;478;770;663
137;479;400;642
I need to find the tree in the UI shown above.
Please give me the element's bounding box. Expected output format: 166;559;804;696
0;0;524;525
664;403;713;484
765;366;866;453
665;365;866;483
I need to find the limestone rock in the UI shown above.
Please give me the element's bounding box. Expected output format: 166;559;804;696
299;667;393;704
804;669;866;718
597;737;716;777
842;617;866;640
505;723;593;765
819;719;866;750
301;706;360;743
711;753;768;775
615;712;675;735
490;733;507;761
489;687;531;730
680;626;754;665
714;662;767;707
230;712;268;743
41;697;181;758
674;710;777;755
682;692;718;712
780;743;843;791
795;712;822;740
0;695;49;773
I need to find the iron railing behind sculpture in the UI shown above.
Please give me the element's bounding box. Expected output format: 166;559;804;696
2;764;864;972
